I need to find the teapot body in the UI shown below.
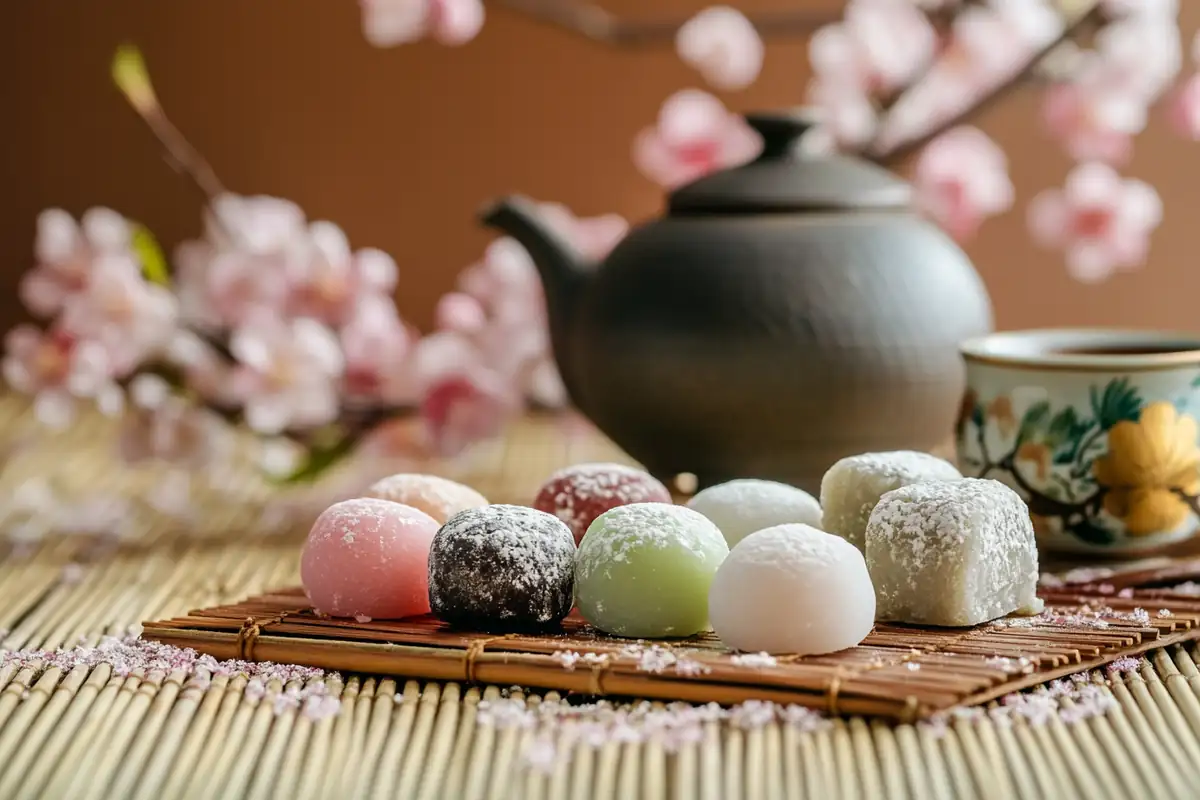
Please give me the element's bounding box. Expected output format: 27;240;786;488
565;210;993;493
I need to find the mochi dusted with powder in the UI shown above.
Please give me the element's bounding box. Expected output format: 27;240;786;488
533;463;672;544
575;502;729;638
687;479;822;548
865;479;1042;627
364;473;488;524
820;451;962;551
301;498;440;620
709;523;875;655
428;505;576;631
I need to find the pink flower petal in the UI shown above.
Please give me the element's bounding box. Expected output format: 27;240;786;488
430;0;485;46
914;127;1013;242
35;209;80;264
675;6;764;91
360;0;431;47
436;292;486;334
633;90;762;189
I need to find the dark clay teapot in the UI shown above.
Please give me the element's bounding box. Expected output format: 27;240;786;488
481;110;993;494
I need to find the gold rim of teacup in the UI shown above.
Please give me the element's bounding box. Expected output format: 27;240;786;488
960;328;1200;373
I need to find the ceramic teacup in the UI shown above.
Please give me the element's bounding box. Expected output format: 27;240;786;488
956;329;1200;555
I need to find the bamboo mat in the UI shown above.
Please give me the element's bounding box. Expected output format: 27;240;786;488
2;398;1200;798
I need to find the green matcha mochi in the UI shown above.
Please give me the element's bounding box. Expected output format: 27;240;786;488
575;502;730;638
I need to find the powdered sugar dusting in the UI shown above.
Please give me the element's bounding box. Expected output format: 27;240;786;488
730;652;778;668
575;503;727;579
866;479;1040;627
534;463;670;541
364;473;487;523
428;504;575;628
308;497;436;547
820;450;962;551
686;479;821;547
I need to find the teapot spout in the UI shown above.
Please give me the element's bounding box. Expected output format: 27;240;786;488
479;195;592;403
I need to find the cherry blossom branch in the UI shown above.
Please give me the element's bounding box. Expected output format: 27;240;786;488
495;0;834;45
111;46;225;206
866;2;1105;165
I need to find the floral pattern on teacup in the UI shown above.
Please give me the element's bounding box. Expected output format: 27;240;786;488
957;376;1200;548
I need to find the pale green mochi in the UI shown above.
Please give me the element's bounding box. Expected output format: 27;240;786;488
574;502;729;638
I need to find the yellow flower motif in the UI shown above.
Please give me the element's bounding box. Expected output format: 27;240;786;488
986;396;1017;437
1093;402;1200;537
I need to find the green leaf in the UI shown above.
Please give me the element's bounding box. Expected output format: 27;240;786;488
270;436;357;485
129;223;170;286
1068;519;1117;546
1092;377;1143;431
112;45;157;114
1016;401;1052;444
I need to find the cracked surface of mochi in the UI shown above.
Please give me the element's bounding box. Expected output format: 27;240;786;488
820;451;962;551
865;479;1042;627
686;479;822;548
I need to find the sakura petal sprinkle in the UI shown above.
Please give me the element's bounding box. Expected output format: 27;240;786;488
1105;656;1144;675
475;696;832;771
1117;588;1135;598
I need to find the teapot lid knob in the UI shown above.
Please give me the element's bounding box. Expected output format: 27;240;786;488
743;110;823;160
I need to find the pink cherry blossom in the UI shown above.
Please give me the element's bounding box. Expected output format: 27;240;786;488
632;90;762;189
176;195;307;329
675;7;764;91
22;207;133;318
914;126;1014;242
534;203;629;262
808;0;937;96
435;292;486;334
287;221;399;327
419;370;519;458
339;294;415;404
1093;16;1182;102
922;1;1062;114
1167;73;1200;139
1;326;121;428
1027;162;1163;283
57;255;178;376
1040;52;1148;165
360;0;484;48
229;315;345;435
805;77;878;149
1101;0;1179;22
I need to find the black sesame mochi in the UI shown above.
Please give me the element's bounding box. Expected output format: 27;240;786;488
428;504;576;631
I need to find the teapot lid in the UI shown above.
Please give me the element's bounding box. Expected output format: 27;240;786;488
667;110;912;214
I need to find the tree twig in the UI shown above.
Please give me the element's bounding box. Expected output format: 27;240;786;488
866;3;1105;165
494;0;835;46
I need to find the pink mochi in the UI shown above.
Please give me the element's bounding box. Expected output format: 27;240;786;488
301;497;439;621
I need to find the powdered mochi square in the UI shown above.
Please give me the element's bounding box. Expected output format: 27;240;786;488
865;479;1042;627
820;451;962;552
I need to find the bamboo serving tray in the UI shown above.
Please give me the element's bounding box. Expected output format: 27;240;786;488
142;585;1200;722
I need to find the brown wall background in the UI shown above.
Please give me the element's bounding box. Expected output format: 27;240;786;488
3;0;1200;333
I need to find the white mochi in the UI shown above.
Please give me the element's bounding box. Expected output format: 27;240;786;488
687;479;822;548
865;479;1043;627
709;523;876;655
820;451;962;551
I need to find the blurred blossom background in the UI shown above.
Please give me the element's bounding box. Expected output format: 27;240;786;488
1;0;1200;538
3;0;1199;338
